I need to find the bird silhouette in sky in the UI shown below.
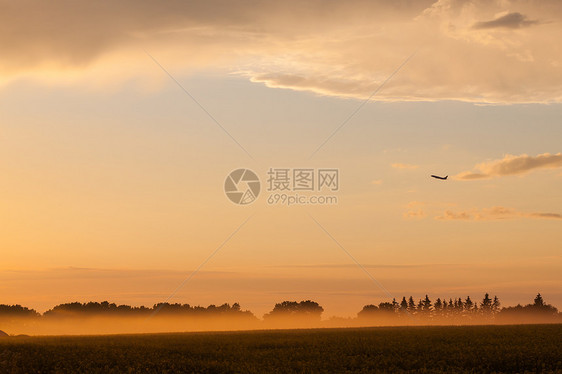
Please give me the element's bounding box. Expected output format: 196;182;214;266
431;175;448;180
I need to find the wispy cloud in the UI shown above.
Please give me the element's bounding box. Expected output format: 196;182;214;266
371;179;383;185
268;263;457;269
404;201;426;219
472;12;539;30
456;153;562;180
435;206;562;221
436;210;472;220
527;212;562;220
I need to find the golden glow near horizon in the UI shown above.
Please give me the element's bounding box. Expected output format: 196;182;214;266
1;0;561;318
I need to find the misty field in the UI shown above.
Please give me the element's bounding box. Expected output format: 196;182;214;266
1;324;561;373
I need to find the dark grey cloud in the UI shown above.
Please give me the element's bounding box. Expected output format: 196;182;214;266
472;12;539;29
528;212;562;220
0;0;432;73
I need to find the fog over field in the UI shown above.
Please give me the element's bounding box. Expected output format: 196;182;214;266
1;294;559;336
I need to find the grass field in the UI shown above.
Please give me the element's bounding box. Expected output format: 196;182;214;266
1;324;561;373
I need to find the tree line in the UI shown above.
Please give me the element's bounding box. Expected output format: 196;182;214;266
0;301;255;319
0;293;558;323
358;293;559;322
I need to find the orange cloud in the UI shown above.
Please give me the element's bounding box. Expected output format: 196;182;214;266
436;210;472;220
1;0;562;103
435;206;562;221
403;201;426;219
456;153;562;180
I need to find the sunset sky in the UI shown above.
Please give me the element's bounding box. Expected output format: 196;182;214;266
1;0;561;317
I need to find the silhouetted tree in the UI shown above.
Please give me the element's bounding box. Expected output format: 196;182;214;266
441;298;449;317
528;293;558;314
378;302;395;312
392;298;399;312
464;296;473;314
498;294;559;323
358;302;397;321
534;293;544;307
43;301;254;319
492;296;501;314
408;296;416;313
298;300;324;318
434;298;443;317
358;304;379;319
0;305;39;318
480;293;493;316
264;300;324;321
421;295;432;315
400;297;408;312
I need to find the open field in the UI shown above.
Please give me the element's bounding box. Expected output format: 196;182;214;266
1;324;561;373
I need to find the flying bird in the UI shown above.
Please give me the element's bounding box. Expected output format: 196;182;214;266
431;175;448;180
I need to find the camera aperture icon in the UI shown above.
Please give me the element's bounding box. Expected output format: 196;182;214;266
224;169;260;205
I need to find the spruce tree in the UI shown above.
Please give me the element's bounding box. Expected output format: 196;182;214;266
481;293;492;315
492;296;500;314
464;296;473;314
534;293;544;307
408;296;416;313
400;297;408;312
